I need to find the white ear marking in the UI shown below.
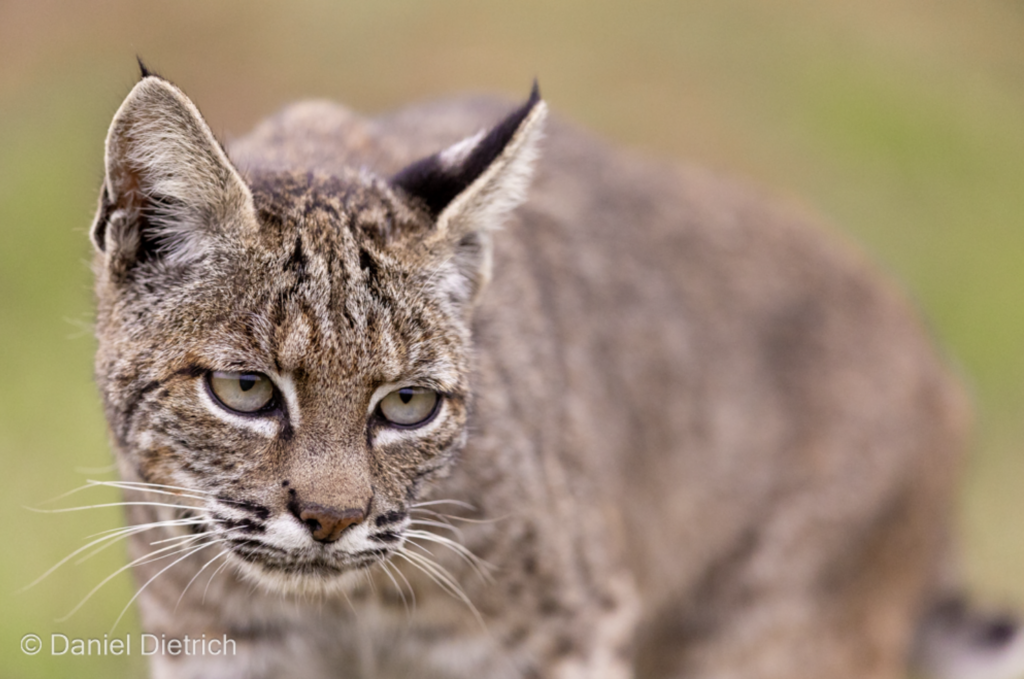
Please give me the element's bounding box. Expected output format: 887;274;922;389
438;130;486;168
434;99;547;239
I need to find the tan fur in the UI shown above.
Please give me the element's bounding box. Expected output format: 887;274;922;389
91;75;974;678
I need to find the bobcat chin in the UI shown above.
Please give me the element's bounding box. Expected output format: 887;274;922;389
87;67;1024;679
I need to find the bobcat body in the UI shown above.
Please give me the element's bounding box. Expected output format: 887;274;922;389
88;72;1016;679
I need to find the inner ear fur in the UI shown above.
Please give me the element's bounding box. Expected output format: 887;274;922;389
91;75;256;272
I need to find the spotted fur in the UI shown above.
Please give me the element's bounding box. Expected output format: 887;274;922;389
90;74;1019;679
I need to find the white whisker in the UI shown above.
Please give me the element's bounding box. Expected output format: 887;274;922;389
148;526;219;547
404;529;495;584
75;520;210;565
88;479;218;496
202;554;234;605
447;516;502;524
27;501;203;514
394;549;486;630
175;549;230;613
110;538;231;633
410;499;476;511
388;558;416;604
363;566;378;595
376;558;412;616
405;507;505;528
34;479;215;508
84;480;219;505
57;531;220;622
35;482;120;506
20;518;205;592
408;518;464;539
83;517;204;541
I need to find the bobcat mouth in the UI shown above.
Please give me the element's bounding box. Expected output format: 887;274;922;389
196;501;412;586
213;514;409;586
226;538;395;575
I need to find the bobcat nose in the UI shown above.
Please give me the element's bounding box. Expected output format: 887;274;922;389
297;503;365;543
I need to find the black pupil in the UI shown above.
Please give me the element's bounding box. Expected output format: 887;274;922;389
399;388;414;404
239;375;257;392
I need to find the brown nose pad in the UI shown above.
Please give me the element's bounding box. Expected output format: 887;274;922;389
298;504;365;543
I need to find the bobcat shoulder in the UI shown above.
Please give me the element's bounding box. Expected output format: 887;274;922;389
87;71;1022;679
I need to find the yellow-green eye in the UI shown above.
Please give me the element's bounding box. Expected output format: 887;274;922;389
379;387;439;427
208;371;275;413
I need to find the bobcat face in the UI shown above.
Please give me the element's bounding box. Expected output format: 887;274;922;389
109;174;471;591
91;75;545;592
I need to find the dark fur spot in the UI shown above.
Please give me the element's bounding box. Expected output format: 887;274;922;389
138;379;162;397
359;248;378;279
219;497;271;520
506;625;528;645
228;538;285;555
338;303;355;330
228;550;260;564
257;207;285;234
978;617;1019;648
171;364;206;379
222;517;266;534
284;235;306;275
371;531;400;543
375;510;407;527
553;637;576;658
213;511;266;534
286;487;301;522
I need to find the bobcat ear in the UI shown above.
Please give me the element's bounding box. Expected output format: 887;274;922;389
90;75;255;272
391;83;546;301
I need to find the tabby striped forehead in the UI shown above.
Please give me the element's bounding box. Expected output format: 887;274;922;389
226;169;467;392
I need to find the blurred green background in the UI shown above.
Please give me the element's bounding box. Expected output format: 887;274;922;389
2;1;1023;676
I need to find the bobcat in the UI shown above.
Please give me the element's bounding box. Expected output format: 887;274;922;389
87;66;1024;679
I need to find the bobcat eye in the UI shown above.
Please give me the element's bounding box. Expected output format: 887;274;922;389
208;371;275;413
378;387;439;427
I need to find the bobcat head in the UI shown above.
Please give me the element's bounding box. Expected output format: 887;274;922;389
90;73;546;593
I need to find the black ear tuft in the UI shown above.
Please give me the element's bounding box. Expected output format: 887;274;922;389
391;83;543;218
136;56;162;81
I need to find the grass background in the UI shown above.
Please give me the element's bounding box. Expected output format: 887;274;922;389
1;1;1023;676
